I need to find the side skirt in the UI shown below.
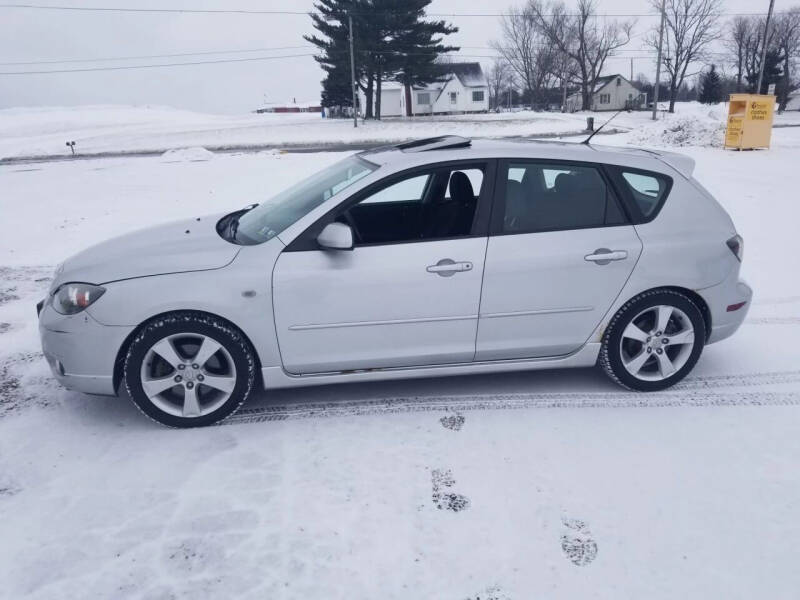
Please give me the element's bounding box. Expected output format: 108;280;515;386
261;343;601;390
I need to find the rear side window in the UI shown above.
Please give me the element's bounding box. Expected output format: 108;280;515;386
498;162;626;234
613;168;672;221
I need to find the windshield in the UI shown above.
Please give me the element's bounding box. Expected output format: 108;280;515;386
235;155;377;244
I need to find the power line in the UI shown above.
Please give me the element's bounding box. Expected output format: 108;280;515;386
0;53;316;75
0;3;786;18
0;51;528;75
0;45;311;66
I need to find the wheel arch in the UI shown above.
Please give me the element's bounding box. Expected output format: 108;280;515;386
613;285;711;343
112;309;263;393
658;286;712;342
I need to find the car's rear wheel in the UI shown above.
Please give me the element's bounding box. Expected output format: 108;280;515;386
600;290;705;391
124;312;256;427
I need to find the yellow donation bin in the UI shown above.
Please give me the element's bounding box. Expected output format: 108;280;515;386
724;93;775;150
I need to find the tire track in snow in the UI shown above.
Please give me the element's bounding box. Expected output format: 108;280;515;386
676;369;800;389
745;316;800;325
223;389;800;425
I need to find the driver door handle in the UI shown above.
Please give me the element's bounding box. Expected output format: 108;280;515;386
427;259;473;276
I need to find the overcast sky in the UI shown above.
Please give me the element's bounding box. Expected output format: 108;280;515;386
0;0;774;114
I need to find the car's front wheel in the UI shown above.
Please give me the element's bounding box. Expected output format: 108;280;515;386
124;312;256;427
600;290;705;391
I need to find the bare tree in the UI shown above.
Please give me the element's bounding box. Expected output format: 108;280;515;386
487;58;513;109
551;48;579;111
491;4;557;107
725;16;755;92
646;0;722;113
772;8;800;110
529;0;633;111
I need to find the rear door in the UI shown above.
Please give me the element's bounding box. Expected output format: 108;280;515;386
475;159;642;360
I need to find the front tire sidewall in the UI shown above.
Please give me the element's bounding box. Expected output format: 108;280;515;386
125;313;256;427
603;291;705;392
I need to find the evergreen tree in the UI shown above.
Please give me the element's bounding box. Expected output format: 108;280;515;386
699;64;723;104
306;0;458;119
746;49;784;94
388;0;458;117
305;1;360;111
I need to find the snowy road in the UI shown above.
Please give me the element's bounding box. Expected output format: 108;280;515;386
2;118;800;599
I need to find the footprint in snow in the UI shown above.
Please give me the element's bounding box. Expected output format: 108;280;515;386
464;584;511;600
560;517;598;566
439;412;465;431
431;468;470;512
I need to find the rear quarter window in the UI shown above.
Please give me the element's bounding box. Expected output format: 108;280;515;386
610;167;672;223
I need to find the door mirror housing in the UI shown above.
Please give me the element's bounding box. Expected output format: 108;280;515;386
317;222;354;250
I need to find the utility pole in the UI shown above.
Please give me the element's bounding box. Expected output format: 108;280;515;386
349;13;357;128
630;57;633;81
652;0;666;120
756;0;776;94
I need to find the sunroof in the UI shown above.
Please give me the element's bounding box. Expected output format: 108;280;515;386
396;136;472;152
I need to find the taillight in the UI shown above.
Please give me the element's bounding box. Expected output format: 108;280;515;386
726;235;743;262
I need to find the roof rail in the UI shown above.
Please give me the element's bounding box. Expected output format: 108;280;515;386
396;136;471;152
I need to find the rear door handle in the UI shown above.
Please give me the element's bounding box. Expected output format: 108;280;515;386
584;248;628;265
427;259;473;277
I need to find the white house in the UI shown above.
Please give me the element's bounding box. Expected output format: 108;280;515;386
359;62;490;117
565;74;647;112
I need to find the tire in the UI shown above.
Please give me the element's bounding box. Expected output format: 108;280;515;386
124;312;256;427
600;290;705;392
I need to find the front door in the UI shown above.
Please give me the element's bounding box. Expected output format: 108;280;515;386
273;162;492;374
476;160;643;360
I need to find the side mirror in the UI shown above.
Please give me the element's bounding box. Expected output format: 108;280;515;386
317;222;353;250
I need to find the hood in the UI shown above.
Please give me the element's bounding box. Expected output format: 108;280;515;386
53;213;240;288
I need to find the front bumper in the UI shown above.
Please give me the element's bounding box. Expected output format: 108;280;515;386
38;300;134;396
698;277;753;344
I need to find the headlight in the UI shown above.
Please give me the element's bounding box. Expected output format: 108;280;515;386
52;283;106;315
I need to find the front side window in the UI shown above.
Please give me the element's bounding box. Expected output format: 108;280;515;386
499;162;626;234
235;155;376;244
472;90;485;102
338;165;485;245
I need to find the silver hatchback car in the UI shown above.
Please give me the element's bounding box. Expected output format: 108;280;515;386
38;137;751;427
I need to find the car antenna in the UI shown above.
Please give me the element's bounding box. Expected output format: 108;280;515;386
581;109;626;145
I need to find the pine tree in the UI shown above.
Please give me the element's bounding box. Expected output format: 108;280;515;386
305;0;458;119
745;49;784;95
387;0;458;117
305;1;359;111
699;64;723;104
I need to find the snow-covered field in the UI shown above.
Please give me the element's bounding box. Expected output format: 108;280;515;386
0;105;585;159
3;102;798;160
2;106;800;599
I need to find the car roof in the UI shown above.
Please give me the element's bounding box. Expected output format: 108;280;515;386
359;137;694;178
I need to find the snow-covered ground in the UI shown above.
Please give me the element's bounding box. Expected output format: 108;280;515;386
0;104;583;159
2;107;800;599
3;102;798;160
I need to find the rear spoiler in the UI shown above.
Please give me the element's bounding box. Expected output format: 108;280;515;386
650;150;696;178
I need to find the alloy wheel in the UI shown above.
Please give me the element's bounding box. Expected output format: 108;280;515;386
618;304;695;381
140;333;237;418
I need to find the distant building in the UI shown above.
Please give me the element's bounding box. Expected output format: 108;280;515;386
565;74;647;112
255;99;322;114
359;62;490;117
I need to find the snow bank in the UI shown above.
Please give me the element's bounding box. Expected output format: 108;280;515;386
627;104;727;148
161;146;215;162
